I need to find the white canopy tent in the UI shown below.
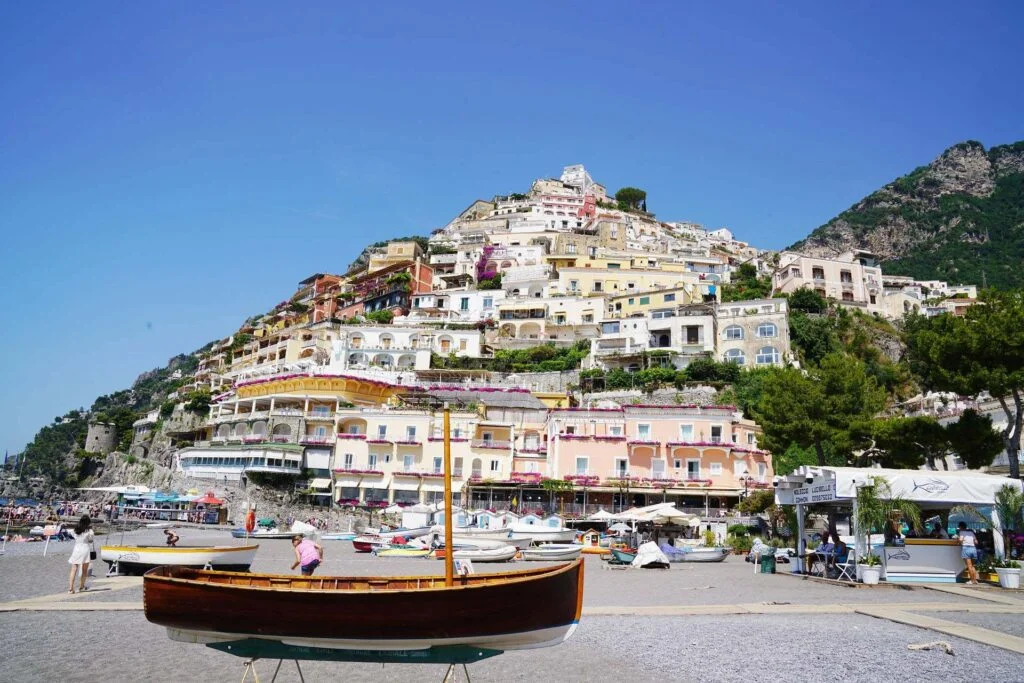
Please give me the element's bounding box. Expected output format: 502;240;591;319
587;509;615;521
776;465;1024;573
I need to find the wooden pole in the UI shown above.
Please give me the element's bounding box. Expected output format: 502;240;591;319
443;404;454;587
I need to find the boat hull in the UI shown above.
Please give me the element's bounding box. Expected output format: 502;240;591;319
672;548;730;563
521;545;582;562
143;560;584;653
508;526;575;543
231;529;295;539
321;533;356;541
100;545;258;575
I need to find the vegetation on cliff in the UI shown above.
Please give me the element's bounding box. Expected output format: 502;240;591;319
791;140;1024;289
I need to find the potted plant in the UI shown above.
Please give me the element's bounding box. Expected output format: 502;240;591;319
975;556;998;584
854;476;921;584
995;558;1021;589
859;553;882;585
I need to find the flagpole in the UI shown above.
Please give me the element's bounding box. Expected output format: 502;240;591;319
443;403;453;587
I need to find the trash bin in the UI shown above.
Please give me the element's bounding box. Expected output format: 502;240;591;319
759;554;777;574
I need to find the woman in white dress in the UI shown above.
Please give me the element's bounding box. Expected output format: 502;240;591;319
68;515;94;593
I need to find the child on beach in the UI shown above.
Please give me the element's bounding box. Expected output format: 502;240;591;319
290;535;324;576
68;515;94;593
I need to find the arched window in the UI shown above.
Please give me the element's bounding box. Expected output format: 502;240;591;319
756;323;777;338
724;325;744;340
233;423;247;437
724;349;746;365
756;346;780;365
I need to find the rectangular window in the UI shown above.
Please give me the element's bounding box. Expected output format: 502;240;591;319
526;461;539;473
609;425;623;436
734;461;748;476
490;459;500;472
673;458;682;469
454;457;463;476
406;426;416;440
567;244;577;254
710;463;723;476
710;425;722;443
627;298;635;305
314;426;327;438
403;455;414;471
575;457;588;475
731;433;738;443
602;321;621;334
687;460;701;479
459;339;467;350
652;460;665;478
747;433;756;445
607;262;620;269
615;458;628;477
637;424;651;439
377;424;387;438
482;297;493;309
460;298;469;311
680;424;693;441
368;454;378;468
639;296;650;305
433;457;443;474
663;293;675;302
565;426;576;435
757;463;767;480
569;279;579;291
593;281;603;292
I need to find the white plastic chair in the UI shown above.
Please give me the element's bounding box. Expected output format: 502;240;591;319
835;551;857;582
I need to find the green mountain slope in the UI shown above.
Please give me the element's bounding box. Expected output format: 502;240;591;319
790;141;1024;289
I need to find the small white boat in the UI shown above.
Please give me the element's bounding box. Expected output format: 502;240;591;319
508;523;576;543
321;532;357;541
673;546;730;563
521;544;583;562
100;544;259;576
231;527;295;539
450;545;518;563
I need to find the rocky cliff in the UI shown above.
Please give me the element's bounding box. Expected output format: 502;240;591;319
790;140;1024;289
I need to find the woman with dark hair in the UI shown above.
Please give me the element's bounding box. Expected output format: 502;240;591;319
68;514;94;593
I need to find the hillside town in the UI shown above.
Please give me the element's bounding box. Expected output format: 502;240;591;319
78;164;993;515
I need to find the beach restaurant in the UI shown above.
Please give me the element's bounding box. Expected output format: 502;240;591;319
775;466;1023;583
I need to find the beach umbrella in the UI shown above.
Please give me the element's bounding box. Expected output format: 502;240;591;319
384;504;403;514
587;509;615;521
644;507;697;525
608;522;631;532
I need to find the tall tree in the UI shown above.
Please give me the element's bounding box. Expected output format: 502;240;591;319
614;187;647;211
905;290;1024;478
754;353;887;469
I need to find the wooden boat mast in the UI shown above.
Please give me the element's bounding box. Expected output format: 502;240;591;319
443;403;454;586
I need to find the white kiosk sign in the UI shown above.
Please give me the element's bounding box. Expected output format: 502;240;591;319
793;479;836;505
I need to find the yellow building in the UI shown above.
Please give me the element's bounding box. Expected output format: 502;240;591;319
553;266;701;299
606;283;711;318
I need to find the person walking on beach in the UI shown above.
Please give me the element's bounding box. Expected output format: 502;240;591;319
68;515;94;593
956;521;979;585
290;535;323;576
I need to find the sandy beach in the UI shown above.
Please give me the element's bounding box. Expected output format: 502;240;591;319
2;528;1023;682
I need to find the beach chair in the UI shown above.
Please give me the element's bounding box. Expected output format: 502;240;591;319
834;550;857;582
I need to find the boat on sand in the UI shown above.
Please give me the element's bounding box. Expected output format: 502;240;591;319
144;560;583;660
521;544;582;562
100;544;258;575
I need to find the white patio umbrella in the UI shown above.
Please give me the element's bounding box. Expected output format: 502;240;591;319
383;504;403;515
587;509;615;521
644;507;697;525
608;522;632;532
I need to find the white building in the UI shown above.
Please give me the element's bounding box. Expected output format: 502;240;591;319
714;299;790;367
328;327;483;371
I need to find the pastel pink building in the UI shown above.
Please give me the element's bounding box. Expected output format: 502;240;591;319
546;405;773;512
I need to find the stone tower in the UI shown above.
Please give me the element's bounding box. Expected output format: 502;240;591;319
85;421;118;455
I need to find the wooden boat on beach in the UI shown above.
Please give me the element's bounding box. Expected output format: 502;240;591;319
373;546;432;558
100;544;258;576
143;560;584;658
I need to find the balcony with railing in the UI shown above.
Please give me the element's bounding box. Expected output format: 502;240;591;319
471;439;511;450
299;435;334;446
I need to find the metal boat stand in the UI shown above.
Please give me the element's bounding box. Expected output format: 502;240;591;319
240;658;306;683
442;662;471;682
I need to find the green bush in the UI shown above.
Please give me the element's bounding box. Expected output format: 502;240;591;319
727;523;749;537
726;534;753;552
159;401;175;418
365;310;394;325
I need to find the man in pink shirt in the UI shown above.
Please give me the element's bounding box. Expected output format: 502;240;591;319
291;535;324;575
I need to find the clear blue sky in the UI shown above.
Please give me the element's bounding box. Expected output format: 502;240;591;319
2;2;1022;458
